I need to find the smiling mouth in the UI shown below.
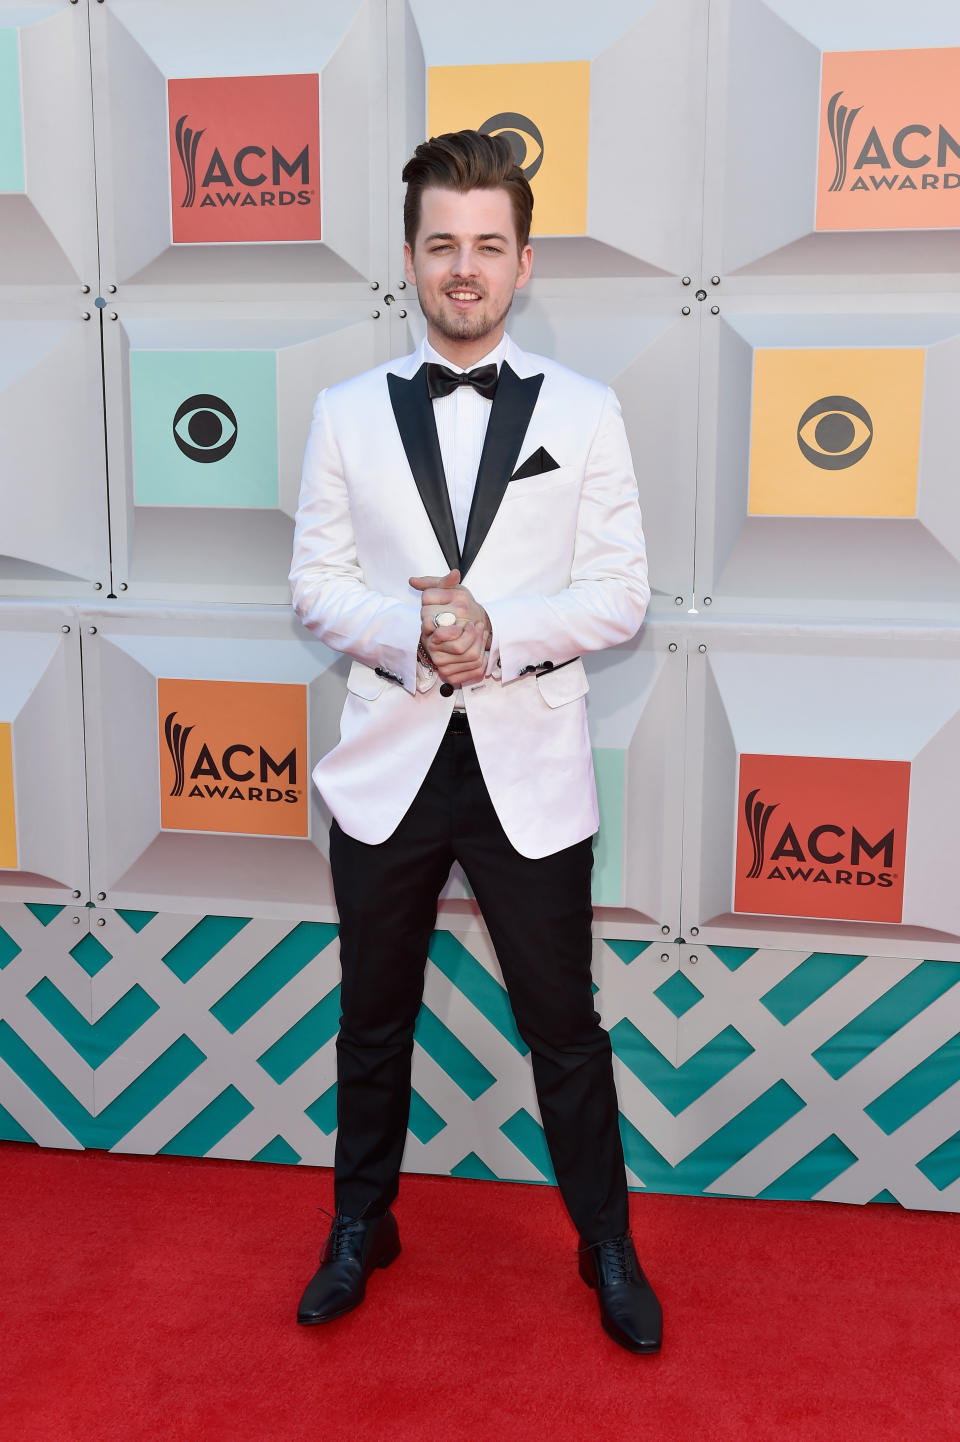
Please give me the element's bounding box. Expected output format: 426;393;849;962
445;289;482;304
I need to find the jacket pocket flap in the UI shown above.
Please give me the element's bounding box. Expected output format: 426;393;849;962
347;659;388;700
535;658;589;708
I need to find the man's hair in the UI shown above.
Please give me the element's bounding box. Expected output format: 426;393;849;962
402;130;534;252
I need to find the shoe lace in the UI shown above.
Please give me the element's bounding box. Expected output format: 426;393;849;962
317;1206;365;1263
579;1229;635;1285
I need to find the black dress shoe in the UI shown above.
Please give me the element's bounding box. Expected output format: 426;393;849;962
578;1232;662;1354
297;1210;401;1325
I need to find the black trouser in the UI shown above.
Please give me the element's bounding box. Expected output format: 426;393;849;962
329;723;629;1245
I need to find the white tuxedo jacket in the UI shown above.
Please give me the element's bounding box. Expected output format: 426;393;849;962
289;335;649;858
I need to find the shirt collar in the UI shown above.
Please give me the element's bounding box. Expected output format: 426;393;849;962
423;332;509;375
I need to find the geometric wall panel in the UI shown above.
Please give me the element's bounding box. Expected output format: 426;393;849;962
0;1;98;289
101;306;383;602
682;620;960;959
0;609;88;904
585;620;685;939
5;910;960;1212
90;0;386;296
0;306;110;596
0;901;98;1152
81;608;346;919
695;305;960;618
703;0;960;280
400;0;707;281
656;945;960;1211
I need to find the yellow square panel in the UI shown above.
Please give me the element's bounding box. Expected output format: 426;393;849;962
427;61;590;237
0;723;16;869
748;347;925;518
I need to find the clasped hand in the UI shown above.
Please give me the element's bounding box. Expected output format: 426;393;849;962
409;569;491;687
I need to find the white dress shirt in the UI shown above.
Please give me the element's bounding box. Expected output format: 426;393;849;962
424;333;507;548
424;333;508;702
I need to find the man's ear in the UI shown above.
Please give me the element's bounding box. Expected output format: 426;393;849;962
515;243;534;292
403;241;416;288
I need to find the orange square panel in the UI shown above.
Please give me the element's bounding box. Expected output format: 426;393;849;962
158;678;308;838
735;753;910;923
817;47;960;232
168;74;321;244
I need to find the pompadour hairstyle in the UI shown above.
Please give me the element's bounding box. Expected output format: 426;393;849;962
402;130;534;252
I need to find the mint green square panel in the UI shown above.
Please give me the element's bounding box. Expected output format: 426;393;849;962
130;350;278;508
591;748;624;906
0;30;24;193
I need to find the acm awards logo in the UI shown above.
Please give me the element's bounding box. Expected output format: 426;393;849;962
163;711;298;804
168;74;321;245
735;755;910;924
174;114;312;212
159;679;308;838
817;48;960;230
825;90;960;197
742;789;895;888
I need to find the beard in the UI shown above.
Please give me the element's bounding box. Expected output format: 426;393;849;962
417;285;515;345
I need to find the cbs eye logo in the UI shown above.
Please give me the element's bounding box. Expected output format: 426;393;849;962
478;112;544;180
796;394;874;470
172;393;238;463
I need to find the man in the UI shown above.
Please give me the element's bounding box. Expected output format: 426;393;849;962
289;130;660;1354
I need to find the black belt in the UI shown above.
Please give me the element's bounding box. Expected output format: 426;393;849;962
446;709;470;734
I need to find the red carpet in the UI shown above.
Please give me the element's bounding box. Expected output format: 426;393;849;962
2;1141;959;1442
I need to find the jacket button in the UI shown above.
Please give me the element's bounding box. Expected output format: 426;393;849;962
539;660;554;671
439;682;454;698
374;667;385;677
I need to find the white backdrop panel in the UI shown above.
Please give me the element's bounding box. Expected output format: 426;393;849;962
703;0;960;286
0;303;110;596
0;605;88;903
694;297;960;621
681;618;960;960
82;606;345;919
397;0;706;283
101;302;386;602
0;0;98;292
90;0;387;297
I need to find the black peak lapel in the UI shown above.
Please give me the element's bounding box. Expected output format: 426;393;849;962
387;366;461;573
460;362;544;578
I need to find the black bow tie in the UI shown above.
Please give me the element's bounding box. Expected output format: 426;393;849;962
425;362;499;401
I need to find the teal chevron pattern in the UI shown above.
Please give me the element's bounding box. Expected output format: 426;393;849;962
0;1020;205;1149
0;925;21;968
618;1081;806;1195
160;1084;254;1158
2;903;960;1211
611;1017;754;1114
27;976;158;1068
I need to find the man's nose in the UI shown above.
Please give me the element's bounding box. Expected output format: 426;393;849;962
451;247;477;276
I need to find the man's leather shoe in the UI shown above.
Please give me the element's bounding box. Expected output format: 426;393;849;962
578;1232;662;1353
297;1210;401;1325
